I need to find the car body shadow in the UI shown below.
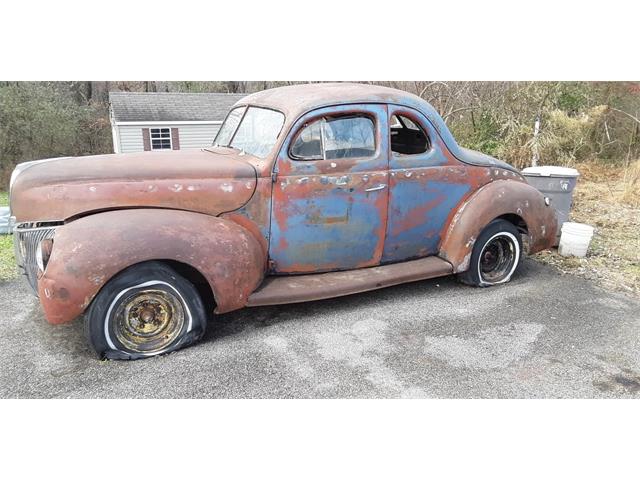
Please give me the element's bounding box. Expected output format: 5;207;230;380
204;257;544;344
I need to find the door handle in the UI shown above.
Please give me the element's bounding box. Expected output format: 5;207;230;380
365;183;387;192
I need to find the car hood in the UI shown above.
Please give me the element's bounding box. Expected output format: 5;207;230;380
10;148;258;222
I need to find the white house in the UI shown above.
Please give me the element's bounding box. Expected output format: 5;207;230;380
108;92;245;154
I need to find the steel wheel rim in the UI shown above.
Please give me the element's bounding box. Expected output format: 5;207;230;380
113;288;185;353
480;235;517;283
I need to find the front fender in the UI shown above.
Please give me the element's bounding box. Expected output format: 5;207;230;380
439;179;557;272
38;209;265;324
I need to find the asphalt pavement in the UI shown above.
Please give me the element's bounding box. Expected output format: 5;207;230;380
1;259;639;398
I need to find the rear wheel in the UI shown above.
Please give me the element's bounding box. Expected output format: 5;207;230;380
457;219;522;287
85;261;207;360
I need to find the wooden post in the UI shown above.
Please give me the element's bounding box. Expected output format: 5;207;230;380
532;115;540;167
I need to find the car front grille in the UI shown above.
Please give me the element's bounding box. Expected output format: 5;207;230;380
14;223;59;295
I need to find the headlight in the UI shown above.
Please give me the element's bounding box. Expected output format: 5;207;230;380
36;238;54;272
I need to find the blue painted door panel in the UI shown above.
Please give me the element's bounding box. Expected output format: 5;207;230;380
269;104;390;273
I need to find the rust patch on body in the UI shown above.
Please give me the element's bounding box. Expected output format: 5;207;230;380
11;148;257;222
439;180;558;272
247;256;453;306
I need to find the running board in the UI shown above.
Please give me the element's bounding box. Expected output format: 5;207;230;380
246;256;453;307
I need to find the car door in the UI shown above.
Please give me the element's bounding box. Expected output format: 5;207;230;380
269;104;389;273
382;106;476;263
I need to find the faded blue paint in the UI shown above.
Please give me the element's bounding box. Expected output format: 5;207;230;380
382;179;471;263
270;188;385;271
389;145;449;170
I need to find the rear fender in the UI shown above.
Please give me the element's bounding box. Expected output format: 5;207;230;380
439;180;557;272
38;209;265;324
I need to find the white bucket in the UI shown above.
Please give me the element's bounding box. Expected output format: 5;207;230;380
558;222;594;257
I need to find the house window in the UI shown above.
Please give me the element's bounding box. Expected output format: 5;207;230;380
150;128;172;150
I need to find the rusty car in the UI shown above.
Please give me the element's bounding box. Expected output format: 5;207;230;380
9;83;557;359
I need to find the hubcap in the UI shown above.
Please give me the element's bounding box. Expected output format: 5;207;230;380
114;289;185;353
479;235;517;283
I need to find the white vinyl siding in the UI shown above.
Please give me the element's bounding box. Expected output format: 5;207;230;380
175;124;222;149
115;123;223;153
117;125;145;153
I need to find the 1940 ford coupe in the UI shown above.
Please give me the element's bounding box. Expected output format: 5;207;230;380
10;83;557;359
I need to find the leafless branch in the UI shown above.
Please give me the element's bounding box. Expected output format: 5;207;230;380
418;81;448;99
442;106;478;121
610;107;640;125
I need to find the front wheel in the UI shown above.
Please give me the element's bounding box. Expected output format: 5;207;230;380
457;219;523;287
85;261;207;360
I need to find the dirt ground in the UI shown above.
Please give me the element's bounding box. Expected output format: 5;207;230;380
534;161;640;298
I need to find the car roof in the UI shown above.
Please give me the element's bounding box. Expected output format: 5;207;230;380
233;83;464;164
235;83;431;119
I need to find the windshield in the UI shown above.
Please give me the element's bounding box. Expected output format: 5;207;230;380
213;106;285;158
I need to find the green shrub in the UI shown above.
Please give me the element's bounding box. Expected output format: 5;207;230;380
0;82;111;188
537;105;607;166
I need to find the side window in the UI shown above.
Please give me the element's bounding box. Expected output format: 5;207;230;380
290;114;376;161
290;120;323;160
324;116;375;159
390;114;429;155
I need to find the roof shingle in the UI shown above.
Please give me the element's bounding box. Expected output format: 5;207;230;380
109;92;246;122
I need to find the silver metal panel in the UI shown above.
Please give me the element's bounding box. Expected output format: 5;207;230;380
14;224;57;295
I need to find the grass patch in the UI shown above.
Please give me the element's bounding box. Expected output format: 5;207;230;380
534;160;640;297
0;191;16;281
0;234;17;281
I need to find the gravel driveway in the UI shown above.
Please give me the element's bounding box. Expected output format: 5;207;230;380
1;259;639;398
